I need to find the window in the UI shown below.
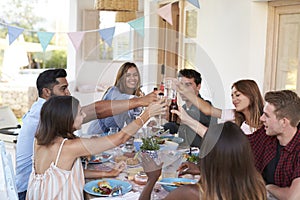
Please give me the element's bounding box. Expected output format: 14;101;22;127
99;11;135;61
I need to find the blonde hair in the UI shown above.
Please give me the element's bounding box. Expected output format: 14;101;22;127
114;62;143;97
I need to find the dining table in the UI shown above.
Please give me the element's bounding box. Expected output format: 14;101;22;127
83;149;280;200
82;145;200;200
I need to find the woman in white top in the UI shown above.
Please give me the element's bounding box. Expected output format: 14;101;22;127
26;95;166;200
176;79;264;134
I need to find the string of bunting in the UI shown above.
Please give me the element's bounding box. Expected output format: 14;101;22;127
0;0;199;52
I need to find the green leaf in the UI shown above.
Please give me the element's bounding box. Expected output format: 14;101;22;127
140;136;160;150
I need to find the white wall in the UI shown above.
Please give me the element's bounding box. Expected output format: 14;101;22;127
69;0;269;109
196;0;268;108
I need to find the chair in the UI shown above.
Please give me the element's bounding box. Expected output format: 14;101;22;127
0;141;18;200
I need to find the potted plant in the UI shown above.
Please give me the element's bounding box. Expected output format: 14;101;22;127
139;136;160;159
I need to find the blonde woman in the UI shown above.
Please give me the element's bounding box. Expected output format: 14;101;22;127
88;62;144;134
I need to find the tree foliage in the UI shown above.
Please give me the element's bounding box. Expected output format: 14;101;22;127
0;0;46;42
33;50;67;69
0;0;67;70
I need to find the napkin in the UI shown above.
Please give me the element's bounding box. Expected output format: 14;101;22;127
91;191;140;200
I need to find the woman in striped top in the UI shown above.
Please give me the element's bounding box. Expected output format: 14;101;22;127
26;95;166;200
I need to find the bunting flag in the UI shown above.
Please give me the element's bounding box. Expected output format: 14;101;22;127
98;27;115;47
7;25;24;45
67;31;85;51
187;0;200;9
1;1;201;49
128;17;144;37
37;31;55;52
157;3;173;25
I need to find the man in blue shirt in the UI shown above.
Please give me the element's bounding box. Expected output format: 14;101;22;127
16;69;158;200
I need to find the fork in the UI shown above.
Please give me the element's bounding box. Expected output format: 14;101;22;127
108;185;122;197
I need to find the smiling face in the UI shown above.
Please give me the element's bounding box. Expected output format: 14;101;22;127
124;66;139;90
73;105;86;130
260;102;282;136
231;86;250;113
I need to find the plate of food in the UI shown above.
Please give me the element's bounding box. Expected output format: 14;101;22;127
158;178;197;192
84;179;132;197
83;153;113;164
159;140;179;150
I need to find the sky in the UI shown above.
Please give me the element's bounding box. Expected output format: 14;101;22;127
0;0;69;81
0;0;69;32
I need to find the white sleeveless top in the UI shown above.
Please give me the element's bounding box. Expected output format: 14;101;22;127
220;109;254;135
26;138;85;200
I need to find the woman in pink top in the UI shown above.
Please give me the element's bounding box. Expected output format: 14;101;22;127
26;95;166;200
176;79;264;134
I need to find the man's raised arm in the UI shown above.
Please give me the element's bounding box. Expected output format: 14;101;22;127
82;91;158;123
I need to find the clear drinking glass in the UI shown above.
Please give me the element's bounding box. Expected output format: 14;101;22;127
108;127;121;154
160;151;183;178
165;79;172;100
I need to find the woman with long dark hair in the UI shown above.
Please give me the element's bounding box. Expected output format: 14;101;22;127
139;122;266;200
26;95;166;199
176;79;264;134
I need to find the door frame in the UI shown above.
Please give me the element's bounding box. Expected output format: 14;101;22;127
264;0;300;93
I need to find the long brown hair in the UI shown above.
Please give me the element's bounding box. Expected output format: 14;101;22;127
199;122;266;200
113;62;143;96
35;96;79;145
232;79;264;129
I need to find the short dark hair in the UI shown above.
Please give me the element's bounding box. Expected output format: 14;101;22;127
36;69;67;97
35;95;79;145
178;69;202;85
265;90;300;127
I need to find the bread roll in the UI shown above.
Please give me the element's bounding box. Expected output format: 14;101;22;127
114;155;128;163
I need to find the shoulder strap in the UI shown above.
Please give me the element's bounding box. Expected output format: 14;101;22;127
32;138;36;157
54;138;68;166
197;182;202;198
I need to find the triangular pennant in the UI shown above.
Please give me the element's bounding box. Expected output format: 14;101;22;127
67;31;85;50
187;0;200;9
37;31;55;52
98;27;115;47
157;3;173;25
128;17;144;37
7;25;24;45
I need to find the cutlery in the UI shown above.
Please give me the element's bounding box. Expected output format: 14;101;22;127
156;182;178;186
108;185;122;197
156;181;196;186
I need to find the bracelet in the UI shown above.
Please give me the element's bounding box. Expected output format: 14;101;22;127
136;116;145;125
